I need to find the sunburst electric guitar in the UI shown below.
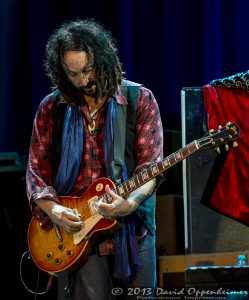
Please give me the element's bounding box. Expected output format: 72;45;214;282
27;122;240;275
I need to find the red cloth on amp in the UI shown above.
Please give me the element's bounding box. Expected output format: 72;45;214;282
203;84;249;226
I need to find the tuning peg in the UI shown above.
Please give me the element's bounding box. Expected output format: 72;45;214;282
233;141;239;147
225;144;229;151
215;147;221;154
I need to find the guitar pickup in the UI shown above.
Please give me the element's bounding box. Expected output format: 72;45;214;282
88;197;99;215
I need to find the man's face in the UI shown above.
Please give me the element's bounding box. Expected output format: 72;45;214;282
61;50;97;97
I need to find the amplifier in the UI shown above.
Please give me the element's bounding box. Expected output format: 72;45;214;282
186;265;249;290
158;252;249;289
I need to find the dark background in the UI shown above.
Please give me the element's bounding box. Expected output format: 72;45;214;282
1;0;249;298
1;0;249;155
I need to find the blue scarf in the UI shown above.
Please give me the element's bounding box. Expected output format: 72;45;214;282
103;99;141;281
53;100;141;281
53;106;83;195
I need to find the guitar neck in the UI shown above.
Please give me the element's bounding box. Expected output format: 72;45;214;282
110;139;200;198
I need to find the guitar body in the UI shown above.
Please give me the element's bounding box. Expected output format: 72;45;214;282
28;178;120;275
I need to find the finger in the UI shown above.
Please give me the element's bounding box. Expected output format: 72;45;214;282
97;201;114;212
68;219;84;229
68;212;82;221
112;198;123;206
105;184;117;197
65;220;84;233
97;200;117;218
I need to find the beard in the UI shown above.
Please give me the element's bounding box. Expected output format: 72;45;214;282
77;81;98;98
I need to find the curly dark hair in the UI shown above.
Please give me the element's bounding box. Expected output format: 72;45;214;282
44;18;123;105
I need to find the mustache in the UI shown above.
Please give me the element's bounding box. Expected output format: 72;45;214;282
77;81;96;91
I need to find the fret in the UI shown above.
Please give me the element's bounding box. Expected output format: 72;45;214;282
137;173;143;184
168;155;175;164
135;175;141;185
152;165;159;176
189;141;198;152
158;162;165;173
162;159;169;169
181;147;190;157
118;185;125;196
147;167;153;177
171;154;177;163
175;151;182;160
194;140;199;149
123;181;129;192
142;170;149;181
126;179;137;194
128;179;136;189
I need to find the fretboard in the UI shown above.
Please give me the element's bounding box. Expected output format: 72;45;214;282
102;140;199;200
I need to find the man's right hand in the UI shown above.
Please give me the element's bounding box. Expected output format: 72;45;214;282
36;199;84;234
50;204;84;233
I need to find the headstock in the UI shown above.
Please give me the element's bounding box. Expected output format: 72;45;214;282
198;122;240;151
